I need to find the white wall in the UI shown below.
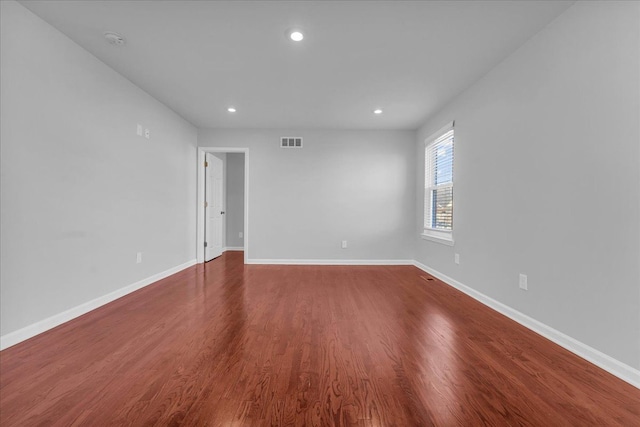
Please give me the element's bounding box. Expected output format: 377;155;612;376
225;153;245;249
415;1;639;370
199;129;416;261
0;1;197;338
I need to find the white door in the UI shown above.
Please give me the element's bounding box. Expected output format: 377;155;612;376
205;153;224;261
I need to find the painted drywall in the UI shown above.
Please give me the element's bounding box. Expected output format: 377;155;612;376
415;1;640;369
225;153;245;249
199;129;416;261
0;1;197;337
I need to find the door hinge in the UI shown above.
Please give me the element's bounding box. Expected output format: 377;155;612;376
204;201;208;207
204;242;208;248
204;161;208;167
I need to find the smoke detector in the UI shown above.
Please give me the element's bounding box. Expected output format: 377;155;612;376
104;32;125;46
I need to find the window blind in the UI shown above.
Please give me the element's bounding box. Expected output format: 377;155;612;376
425;129;454;231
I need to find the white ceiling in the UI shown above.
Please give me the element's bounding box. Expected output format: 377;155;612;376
20;0;573;130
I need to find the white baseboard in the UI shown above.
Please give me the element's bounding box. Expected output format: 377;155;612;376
246;259;414;265
412;261;640;389
223;246;244;251
0;259;197;351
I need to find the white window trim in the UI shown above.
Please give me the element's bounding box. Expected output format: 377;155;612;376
421;231;454;246
423;121;455;246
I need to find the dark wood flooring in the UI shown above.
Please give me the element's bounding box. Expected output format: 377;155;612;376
1;251;638;426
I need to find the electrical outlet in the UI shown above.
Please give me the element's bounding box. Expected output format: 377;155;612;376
341;240;348;249
144;128;150;139
136;124;143;136
519;273;528;290
454;253;460;265
239;231;243;238
136;252;142;264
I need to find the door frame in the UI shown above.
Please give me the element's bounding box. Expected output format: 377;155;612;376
197;147;249;264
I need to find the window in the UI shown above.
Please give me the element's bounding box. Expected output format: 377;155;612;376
423;122;454;245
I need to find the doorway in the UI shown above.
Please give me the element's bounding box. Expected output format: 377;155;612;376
197;148;249;264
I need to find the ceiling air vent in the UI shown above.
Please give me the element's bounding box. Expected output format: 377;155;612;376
281;137;303;148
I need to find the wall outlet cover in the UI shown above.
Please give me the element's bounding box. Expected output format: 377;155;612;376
519;274;528;290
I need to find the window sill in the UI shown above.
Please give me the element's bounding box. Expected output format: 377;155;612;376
421;232;454;246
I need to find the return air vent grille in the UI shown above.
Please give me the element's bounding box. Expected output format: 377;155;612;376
281;137;303;148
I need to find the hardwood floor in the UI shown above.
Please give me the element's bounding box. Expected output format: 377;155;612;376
1;251;638;426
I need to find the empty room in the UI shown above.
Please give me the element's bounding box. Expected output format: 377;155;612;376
1;0;639;425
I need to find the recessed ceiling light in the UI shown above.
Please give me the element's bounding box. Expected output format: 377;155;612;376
227;107;237;113
286;28;304;42
103;32;125;46
373;109;383;115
